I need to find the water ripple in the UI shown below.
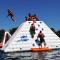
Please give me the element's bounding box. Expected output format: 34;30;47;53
0;50;60;60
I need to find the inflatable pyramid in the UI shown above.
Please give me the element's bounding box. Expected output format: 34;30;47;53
3;15;60;52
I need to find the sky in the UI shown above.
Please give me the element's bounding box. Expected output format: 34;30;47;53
0;0;60;31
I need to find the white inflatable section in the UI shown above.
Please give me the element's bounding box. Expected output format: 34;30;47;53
1;31;11;50
3;31;11;46
3;21;60;52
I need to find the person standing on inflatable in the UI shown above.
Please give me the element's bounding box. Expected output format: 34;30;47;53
7;8;16;22
37;31;46;47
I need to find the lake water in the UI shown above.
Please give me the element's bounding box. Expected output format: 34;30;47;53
0;50;60;60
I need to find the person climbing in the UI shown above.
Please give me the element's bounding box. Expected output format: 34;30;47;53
30;23;35;38
37;31;46;48
7;8;16;22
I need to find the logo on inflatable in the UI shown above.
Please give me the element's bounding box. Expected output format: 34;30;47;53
20;35;29;41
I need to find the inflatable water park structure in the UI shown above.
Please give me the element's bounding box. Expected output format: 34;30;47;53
0;14;60;52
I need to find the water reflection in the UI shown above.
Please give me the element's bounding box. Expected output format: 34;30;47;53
32;52;47;60
4;52;51;60
0;50;60;60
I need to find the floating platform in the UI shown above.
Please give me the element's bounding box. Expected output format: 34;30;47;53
1;15;60;52
31;47;52;52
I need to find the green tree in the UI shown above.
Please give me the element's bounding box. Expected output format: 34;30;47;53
56;30;60;37
50;28;56;33
0;29;5;42
9;27;17;35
